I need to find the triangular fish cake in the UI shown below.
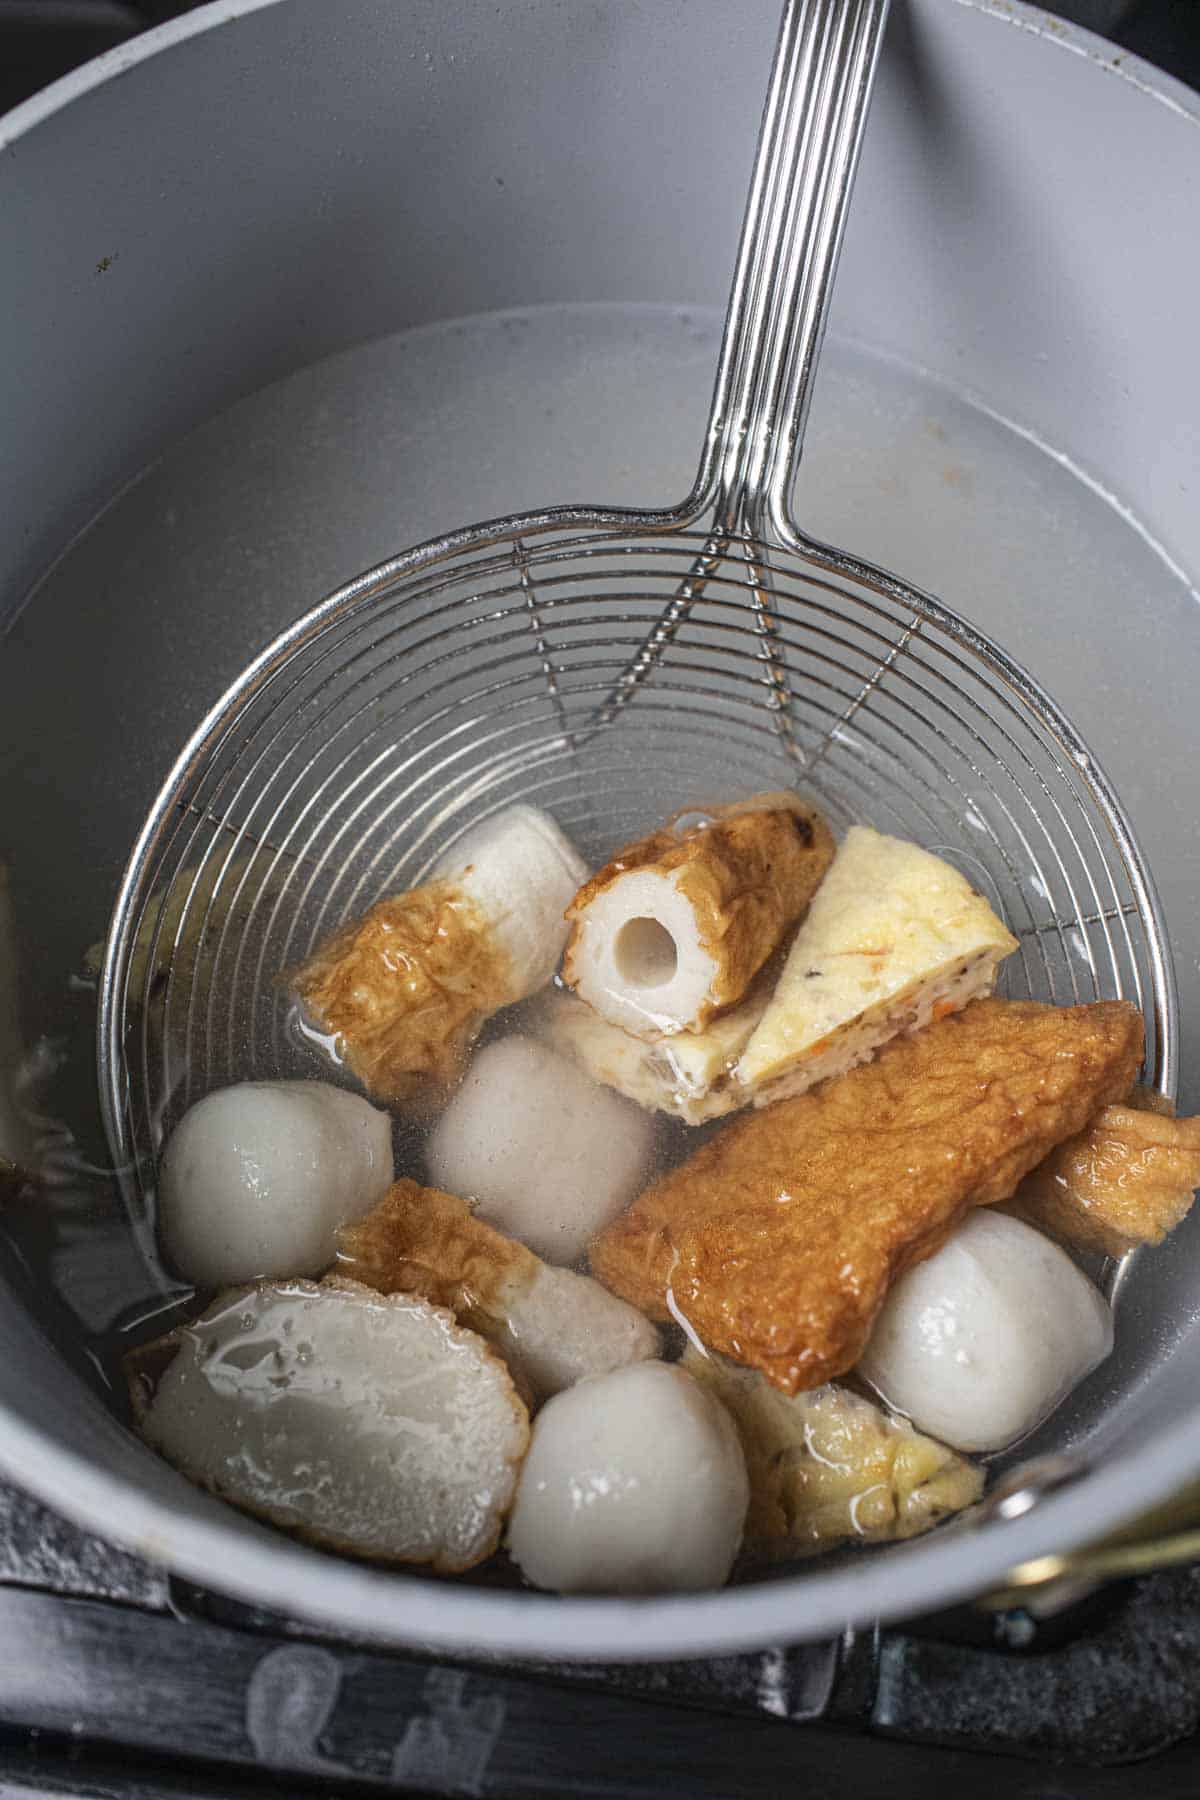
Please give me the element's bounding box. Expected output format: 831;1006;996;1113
737;827;1018;1105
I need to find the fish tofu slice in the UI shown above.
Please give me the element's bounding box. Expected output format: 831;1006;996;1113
137;1277;529;1571
682;1348;982;1555
590;998;1144;1394
541;986;768;1125
562;796;834;1039
286;805;586;1103
737;827;1018;1104
336;1178;660;1400
1007;1099;1200;1259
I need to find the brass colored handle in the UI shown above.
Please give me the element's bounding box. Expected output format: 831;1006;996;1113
979;1478;1200;1615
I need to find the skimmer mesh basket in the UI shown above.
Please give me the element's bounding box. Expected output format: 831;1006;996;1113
98;523;1177;1218
96;0;1177;1258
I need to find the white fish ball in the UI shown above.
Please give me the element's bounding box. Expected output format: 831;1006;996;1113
427;1037;654;1264
508;1362;748;1593
858;1210;1113;1453
159;1081;394;1287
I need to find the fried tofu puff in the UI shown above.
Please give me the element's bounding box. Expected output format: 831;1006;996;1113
562;795;834;1039
590;998;1143;1394
287;806;587;1104
682;1348;982;1554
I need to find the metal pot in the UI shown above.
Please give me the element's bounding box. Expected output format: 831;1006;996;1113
0;0;1198;1660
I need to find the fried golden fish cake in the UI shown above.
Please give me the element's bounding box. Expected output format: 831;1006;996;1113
286;806;587;1104
1008;1098;1200;1259
589;998;1144;1394
336;1178;659;1400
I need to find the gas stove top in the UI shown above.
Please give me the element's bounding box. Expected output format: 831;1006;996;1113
4;1477;1200;1796
3;2;1200;1794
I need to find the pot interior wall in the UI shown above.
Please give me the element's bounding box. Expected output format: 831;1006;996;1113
1;0;1199;1648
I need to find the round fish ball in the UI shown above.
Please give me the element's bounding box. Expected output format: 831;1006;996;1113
427;1037;654;1264
159;1081;394;1287
858;1210;1113;1453
508;1362;749;1593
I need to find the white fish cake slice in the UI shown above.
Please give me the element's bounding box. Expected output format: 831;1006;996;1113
336;1177;660;1400
737;827;1018;1105
137;1278;529;1571
540;989;767;1125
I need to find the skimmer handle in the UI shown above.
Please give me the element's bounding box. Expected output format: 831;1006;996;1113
697;0;890;545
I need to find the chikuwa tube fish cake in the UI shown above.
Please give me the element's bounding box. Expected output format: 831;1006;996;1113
590;997;1144;1395
286;805;587;1104
562;795;834;1039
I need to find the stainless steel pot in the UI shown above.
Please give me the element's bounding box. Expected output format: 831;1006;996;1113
1;0;1198;1659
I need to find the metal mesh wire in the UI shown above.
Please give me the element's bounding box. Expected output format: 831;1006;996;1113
98;526;1177;1217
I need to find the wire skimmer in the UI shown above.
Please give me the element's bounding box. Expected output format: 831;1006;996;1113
98;0;1178;1252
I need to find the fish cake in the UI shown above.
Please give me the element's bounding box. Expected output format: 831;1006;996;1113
562;795;834;1038
336;1177;660;1400
589;998;1143;1394
1008;1098;1200;1259
735;826;1018;1105
286;806;586;1103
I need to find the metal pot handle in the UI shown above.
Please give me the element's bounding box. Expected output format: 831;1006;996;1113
977;1465;1200;1615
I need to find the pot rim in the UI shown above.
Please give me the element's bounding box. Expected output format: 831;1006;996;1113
3;0;1200;1657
